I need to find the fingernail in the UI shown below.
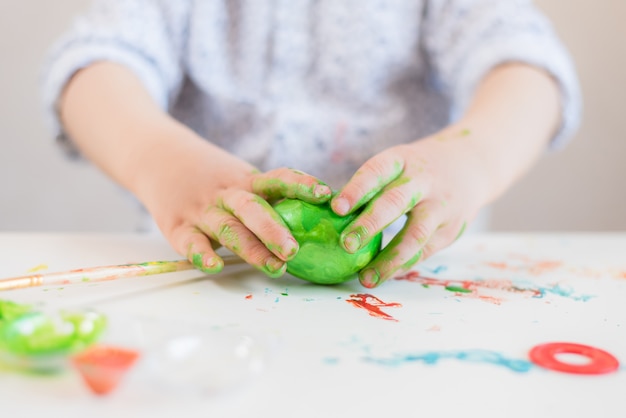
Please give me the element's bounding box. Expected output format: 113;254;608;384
192;253;222;273
360;269;380;288
205;257;222;271
343;231;361;253
282;238;299;259
333;197;350;216
313;184;331;199
264;258;285;276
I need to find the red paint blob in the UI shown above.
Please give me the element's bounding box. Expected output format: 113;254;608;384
72;345;140;395
529;342;620;375
245;294;253;300
346;293;402;321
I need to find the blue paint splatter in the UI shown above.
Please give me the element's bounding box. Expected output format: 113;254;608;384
364;349;534;373
534;283;594;302
422;265;448;275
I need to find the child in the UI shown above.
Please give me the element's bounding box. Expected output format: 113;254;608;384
42;1;580;288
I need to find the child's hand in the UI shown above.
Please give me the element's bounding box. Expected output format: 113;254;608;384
138;139;332;278
168;165;332;278
331;130;491;288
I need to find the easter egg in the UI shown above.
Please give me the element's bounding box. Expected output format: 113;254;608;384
273;199;382;284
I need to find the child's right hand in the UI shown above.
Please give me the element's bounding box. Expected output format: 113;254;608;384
135;137;332;278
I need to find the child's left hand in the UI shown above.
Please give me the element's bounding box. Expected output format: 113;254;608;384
331;129;491;288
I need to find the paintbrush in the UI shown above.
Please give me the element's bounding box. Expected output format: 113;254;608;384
0;254;245;291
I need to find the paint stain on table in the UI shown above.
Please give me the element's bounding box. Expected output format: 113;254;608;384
346;294;402;321
395;271;593;303
364;349;534;373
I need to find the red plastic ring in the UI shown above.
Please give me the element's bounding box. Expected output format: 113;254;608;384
529;342;620;375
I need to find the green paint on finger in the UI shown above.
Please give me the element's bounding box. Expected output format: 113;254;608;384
262;258;286;278
190;252;202;267
217;223;242;252
406;191;424;213
349;162;404;213
455;222;467;241
387;175;411;188
253;178;288;200
191;253;222;274
401;249;423;270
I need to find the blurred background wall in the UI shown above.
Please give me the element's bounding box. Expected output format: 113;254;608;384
1;0;624;233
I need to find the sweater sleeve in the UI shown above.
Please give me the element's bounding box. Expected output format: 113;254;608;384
41;0;190;156
421;0;582;149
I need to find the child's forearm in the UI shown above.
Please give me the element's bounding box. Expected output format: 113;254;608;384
61;62;181;190
441;63;561;205
59;62;254;219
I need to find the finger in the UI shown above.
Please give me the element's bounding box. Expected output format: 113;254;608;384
339;177;426;253
331;150;404;216
358;200;446;288
180;227;224;273
252;168;332;203
218;189;298;261
419;220;465;261
199;207;287;278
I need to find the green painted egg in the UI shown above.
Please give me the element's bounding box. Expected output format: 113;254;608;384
273;199;382;285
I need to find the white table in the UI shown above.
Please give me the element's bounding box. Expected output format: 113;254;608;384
1;232;625;418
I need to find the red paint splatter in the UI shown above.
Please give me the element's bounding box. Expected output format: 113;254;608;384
245;294;253;300
346;294;402;321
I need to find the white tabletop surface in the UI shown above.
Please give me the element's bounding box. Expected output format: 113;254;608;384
0;232;625;418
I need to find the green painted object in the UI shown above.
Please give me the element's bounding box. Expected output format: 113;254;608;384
0;301;106;357
273;199;382;285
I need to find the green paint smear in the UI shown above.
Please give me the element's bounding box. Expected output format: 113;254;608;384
273;199;382;285
0;300;33;324
445;285;473;293
455;222;467;241
401;249;423;271
0;300;106;357
349;163;404;213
